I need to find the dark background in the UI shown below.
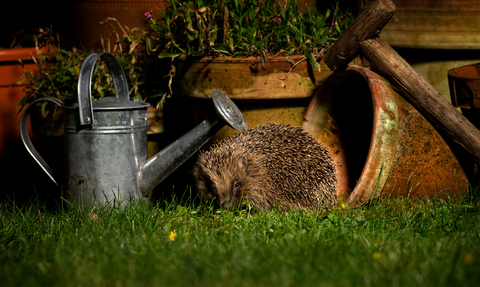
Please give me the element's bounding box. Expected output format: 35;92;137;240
1;1;72;49
0;0;359;49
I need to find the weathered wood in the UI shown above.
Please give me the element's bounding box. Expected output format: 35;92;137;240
324;0;396;71
360;37;480;164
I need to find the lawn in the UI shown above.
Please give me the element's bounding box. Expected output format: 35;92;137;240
1;188;479;286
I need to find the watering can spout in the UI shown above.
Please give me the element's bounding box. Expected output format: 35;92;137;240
137;90;247;196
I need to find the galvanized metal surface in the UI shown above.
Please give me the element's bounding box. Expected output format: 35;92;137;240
20;97;66;186
77;53;131;126
212;90;248;132
302;65;469;207
65;107;148;208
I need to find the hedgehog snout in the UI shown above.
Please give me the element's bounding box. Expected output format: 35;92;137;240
212;180;245;210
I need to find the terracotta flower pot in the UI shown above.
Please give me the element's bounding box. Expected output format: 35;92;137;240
173;54;369;142
174;54;369;99
0;46;55;196
0;47;50;156
448;63;480;128
0;47;49;152
302;65;469;207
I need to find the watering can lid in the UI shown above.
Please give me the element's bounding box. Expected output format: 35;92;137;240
90;97;150;110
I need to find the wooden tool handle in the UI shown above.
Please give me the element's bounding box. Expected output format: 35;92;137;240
324;0;396;71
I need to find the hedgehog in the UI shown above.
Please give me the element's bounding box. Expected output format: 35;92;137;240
192;123;337;211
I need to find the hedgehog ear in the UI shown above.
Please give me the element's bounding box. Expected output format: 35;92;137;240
239;155;248;169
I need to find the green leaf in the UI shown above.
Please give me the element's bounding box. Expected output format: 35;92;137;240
147;92;165;99
335;22;341;34
41;101;47;116
15;77;26;85
116;57;128;66
232;52;247;58
304;49;320;70
186;8;192;24
133;94;143;102
59;76;71;83
327;213;339;224
158;53;184;58
16;95;30;113
213;43;233;54
313;38;329;45
97;87;104;98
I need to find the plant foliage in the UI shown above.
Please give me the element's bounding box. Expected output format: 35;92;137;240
147;0;354;67
16;26;169;114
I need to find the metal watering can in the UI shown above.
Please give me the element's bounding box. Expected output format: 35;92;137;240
20;52;247;208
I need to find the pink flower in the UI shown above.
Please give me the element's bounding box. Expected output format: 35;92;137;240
145;10;154;20
332;13;351;26
274;17;280;23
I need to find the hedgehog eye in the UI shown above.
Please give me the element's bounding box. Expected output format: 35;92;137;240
233;181;241;189
210;184;216;193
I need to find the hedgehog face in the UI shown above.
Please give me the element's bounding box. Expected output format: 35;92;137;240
210;177;245;210
194;152;250;211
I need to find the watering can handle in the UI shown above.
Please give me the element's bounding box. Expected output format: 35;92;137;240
77;52;129;126
20;97;66;186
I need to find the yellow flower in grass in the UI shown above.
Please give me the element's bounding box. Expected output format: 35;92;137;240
464;253;474;265
168;231;177;241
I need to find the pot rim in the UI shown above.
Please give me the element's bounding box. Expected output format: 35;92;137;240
448;63;480;80
0;46;50;62
174;54;311;64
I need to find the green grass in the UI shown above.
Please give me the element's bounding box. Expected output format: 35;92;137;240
1;190;480;287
